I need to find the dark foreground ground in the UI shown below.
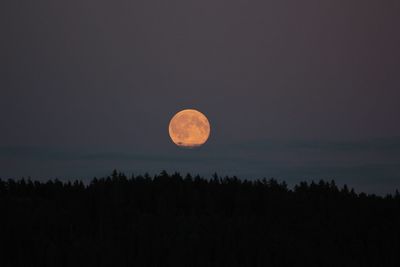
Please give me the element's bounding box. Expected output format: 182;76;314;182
1;170;399;266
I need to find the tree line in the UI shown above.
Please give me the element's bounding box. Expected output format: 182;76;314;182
0;170;399;266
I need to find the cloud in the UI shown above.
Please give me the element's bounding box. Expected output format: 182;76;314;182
2;137;400;165
226;136;400;154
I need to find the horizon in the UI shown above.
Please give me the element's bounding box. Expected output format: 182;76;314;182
2;135;400;194
1;167;399;197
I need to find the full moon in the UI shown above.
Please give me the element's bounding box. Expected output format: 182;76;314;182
168;109;211;148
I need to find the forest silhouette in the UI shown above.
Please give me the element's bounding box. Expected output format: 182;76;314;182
1;170;399;266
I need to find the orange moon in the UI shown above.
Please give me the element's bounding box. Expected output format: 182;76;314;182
168;109;211;148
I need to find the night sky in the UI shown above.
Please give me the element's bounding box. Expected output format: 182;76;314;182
1;0;400;194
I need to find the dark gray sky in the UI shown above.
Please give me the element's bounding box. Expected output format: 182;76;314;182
1;0;400;194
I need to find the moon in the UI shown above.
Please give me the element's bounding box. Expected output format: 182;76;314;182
168;109;211;148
